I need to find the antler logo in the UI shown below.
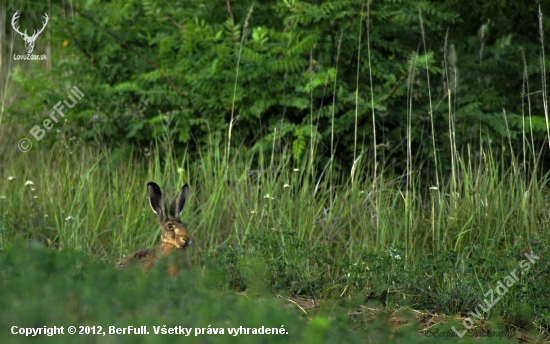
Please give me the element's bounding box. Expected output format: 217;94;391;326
11;11;49;54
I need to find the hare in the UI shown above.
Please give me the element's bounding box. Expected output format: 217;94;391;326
117;182;191;275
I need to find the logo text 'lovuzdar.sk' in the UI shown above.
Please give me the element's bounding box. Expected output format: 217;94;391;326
11;11;48;58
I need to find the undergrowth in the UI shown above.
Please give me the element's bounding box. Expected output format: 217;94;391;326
1;139;549;337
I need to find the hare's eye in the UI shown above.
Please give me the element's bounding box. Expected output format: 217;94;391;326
167;223;174;231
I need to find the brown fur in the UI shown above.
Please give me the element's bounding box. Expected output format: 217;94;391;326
117;182;191;274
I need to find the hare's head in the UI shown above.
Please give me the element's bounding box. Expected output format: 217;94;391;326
147;182;190;250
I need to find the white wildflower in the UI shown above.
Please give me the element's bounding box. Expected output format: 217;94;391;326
65;216;74;221
8;176;16;181
25;180;35;186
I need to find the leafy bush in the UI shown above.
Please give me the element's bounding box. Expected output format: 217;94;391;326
6;0;550;175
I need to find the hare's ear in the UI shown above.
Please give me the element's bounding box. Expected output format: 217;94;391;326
147;182;165;222
169;184;188;219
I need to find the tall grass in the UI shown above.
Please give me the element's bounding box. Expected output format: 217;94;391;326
1;129;549;335
1;4;550;338
0;127;547;270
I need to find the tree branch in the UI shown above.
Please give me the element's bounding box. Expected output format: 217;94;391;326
76;8;184;98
